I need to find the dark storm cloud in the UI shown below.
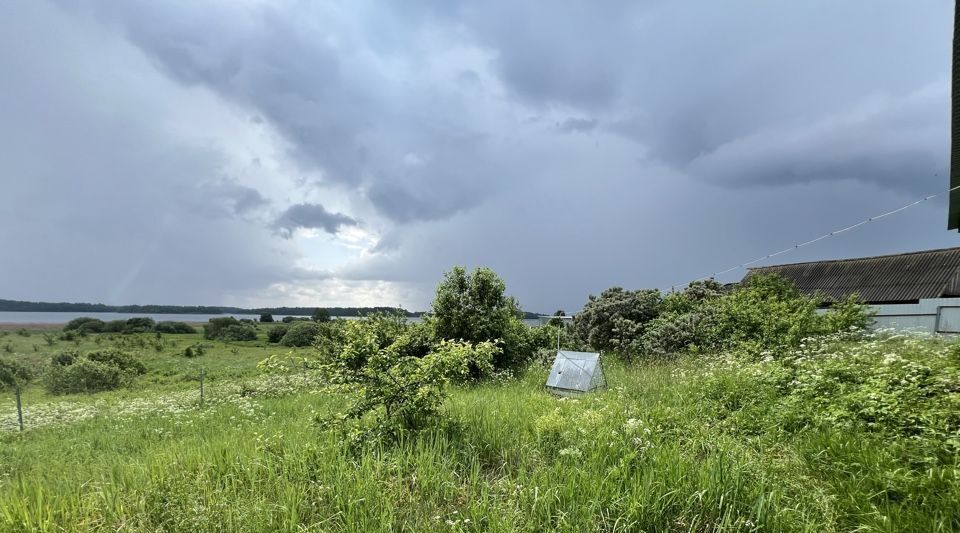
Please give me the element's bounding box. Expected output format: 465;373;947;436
421;0;951;193
2;0;955;312
59;0;502;224
273;203;357;238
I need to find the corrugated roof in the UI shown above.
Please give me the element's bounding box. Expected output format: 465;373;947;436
743;247;960;304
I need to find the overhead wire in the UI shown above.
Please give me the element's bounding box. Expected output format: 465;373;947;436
670;184;960;291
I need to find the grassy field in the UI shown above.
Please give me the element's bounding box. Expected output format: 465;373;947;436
1;326;958;531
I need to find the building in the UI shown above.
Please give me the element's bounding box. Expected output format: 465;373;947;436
743;247;960;333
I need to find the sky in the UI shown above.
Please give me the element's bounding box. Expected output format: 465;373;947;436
0;0;955;313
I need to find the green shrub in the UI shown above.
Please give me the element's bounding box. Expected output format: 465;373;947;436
84;349;147;375
44;359;123;394
154;321;197;334
281;316;310;323
220;324;257;342
51;350;78;367
280;322;323;347
266;325;289;344
0;357;32;389
64;317;106;333
204;317;238;339
430;266;534;369
102;320;127;333
259;313;274;323
639;275;873;358
122;317;156;334
43;349;145;395
316;319;499;445
182;343;205;358
573;286;662;358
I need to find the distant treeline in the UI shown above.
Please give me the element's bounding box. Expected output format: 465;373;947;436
0;299;422;317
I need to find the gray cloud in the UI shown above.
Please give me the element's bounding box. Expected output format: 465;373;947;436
273;203;357;238
557;117;599;134
1;0;955;312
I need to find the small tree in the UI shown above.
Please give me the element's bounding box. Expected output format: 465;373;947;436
280;322;324;347
317;319;498;445
574;287;662;357
259;313;274;323
430;266;531;369
312;308;331;323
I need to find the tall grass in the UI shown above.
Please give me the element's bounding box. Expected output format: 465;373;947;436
1;333;958;531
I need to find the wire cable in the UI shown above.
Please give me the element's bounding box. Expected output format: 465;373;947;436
670;184;960;291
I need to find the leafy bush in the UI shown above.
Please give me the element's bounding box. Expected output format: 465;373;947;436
102;320;128;333
574;287;662;358
204;317;256;341
430;266;532;369
639;275;873;358
0;357;32;389
154;321;197;334
281;316;310;323
313;308;331;322
84;349;147;375
123;317;156;334
267;325;289;344
220;324;258;342
51;350;78;367
317;319;499;445
696;333;960;463
279;322;324;347
182;343;205;358
259;313;274;323
64;317;106;333
43;349;145;394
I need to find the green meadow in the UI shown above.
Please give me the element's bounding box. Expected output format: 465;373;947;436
1;323;958;532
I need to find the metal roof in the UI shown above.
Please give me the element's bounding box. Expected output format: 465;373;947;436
743;247;960;304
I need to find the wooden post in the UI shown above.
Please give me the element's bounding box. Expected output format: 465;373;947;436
15;386;23;431
199;368;205;408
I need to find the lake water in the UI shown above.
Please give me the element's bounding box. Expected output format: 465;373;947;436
0;311;544;327
0;311;313;324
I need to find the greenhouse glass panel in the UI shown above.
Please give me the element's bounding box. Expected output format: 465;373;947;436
546;350;605;396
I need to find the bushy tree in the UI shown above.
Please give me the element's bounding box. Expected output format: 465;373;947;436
267;324;289;344
640;274;873;359
154;321;197;334
430;266;531;369
44;349;146;394
222;324;258;341
574;287;662;358
123;317;156;333
102;320;127;333
0;357;32;390
313;308;331;323
204;317;255;341
280;321;324;347
317;319;498;445
64;317;105;333
259;313;274;323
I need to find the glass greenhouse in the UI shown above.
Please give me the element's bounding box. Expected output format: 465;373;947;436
545;350;606;396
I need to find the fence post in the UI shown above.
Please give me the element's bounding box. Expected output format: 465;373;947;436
199;368;206;409
15;386;23;431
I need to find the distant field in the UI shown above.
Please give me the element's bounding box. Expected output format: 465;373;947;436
1;326;958;531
